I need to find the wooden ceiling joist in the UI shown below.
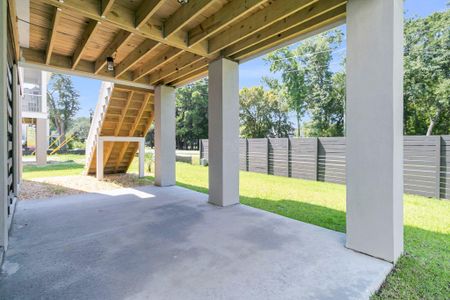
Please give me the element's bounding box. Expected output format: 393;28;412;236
132;47;183;81
24;0;347;88
161;59;209;85
163;0;215;38
114;39;159;78
135;0;164;28
7;0;20;61
46;7;62;65
21;47;150;88
94;30;133;74
100;0;116;18
37;0;210;58
188;0;268;46
232;6;346;61
171;66;208;86
148;52;205;85
72;20;100;69
208;0;318;54
223;0;347;57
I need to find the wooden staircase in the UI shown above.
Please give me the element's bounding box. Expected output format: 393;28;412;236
85;83;154;176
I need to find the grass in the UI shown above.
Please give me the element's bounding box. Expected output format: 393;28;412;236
23;154;450;299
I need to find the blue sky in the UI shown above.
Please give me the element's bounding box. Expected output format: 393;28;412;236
71;0;447;117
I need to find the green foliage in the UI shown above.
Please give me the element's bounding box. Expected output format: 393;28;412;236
47;74;80;146
175;79;208;149
265;29;345;137
404;9;450;135
239;86;292;138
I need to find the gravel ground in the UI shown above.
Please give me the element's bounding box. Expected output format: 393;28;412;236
19;174;153;201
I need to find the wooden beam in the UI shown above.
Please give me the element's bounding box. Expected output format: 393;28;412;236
161;59;208;85
135;0;164;28
37;0;210;58
164;0;215;38
223;0;346;57
114;39;159;78
46;7;62;65
21;47;153;89
72;20;100;69
208;0;318;54
7;0;20;61
188;0;268;46
172;67;208;87
132;47;183;81
232;7;346;61
148;52;204;85
94;30;132;74
101;0;115;17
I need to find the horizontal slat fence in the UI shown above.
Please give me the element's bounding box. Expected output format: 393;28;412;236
200;136;450;199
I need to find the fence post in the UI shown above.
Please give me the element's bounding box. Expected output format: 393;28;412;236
314;138;319;181
436;136;442;199
266;138;270;175
245;138;249;171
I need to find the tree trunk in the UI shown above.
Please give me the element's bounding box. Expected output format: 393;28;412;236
426;118;435;136
296;112;301;137
426;110;440;136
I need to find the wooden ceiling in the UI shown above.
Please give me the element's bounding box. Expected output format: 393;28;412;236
16;0;347;87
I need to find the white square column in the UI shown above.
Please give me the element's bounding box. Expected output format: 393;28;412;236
208;58;240;206
346;0;403;262
154;85;176;187
35;118;47;166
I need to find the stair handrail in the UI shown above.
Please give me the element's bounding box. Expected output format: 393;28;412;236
85;81;114;167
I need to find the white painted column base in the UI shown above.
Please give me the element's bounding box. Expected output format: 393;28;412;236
154;85;176;187
346;0;404;263
208;58;240;207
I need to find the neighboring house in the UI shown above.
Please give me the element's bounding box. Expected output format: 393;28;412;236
20;68;50;166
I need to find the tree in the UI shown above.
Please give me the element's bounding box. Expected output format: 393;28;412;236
265;47;308;136
239;86;292;138
404;9;450;135
175;79;208;149
47;74;80;146
265;29;345;137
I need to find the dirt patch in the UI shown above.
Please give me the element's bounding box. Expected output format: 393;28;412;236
19;174;154;201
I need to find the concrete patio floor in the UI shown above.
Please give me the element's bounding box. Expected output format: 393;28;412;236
0;185;392;299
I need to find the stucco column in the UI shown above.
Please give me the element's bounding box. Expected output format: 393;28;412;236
154;85;176;187
35;118;47;166
346;0;403;262
208;58;239;206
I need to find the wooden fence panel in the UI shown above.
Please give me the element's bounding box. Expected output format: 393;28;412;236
289;138;317;180
199;135;450;199
268;138;289;177
318;137;346;184
248;138;268;174
403;136;441;198
239;139;248;171
440;136;450;199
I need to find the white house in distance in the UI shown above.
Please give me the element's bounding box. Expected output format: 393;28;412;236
21;68;50;166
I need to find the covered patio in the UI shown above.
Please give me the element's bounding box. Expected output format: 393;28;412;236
1;185;391;299
2;0;404;298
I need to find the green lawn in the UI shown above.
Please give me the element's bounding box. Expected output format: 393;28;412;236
23;154;450;299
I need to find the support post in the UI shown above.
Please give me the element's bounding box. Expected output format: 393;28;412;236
139;139;145;178
96;138;104;180
208;58;239;206
154;85;176;187
35;118;47;166
346;0;403;262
